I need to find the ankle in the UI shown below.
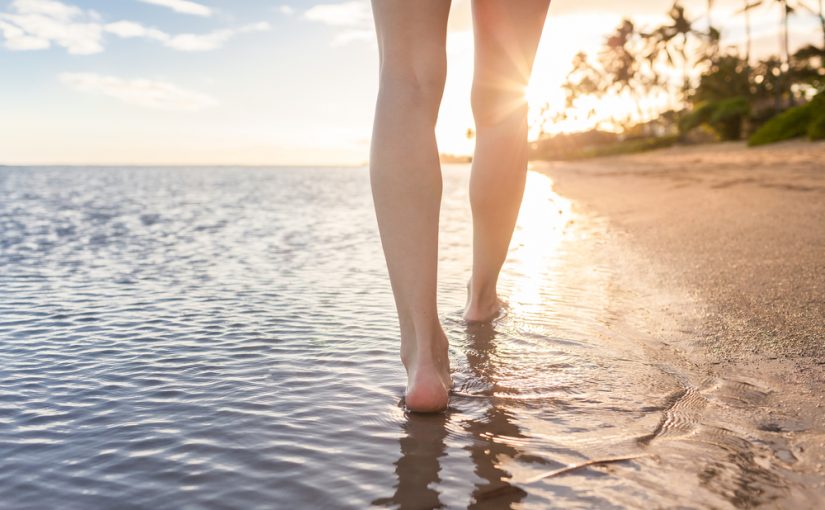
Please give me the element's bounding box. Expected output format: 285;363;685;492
400;319;447;365
467;278;498;307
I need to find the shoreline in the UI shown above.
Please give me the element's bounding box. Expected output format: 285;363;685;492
538;140;825;360
537;140;825;501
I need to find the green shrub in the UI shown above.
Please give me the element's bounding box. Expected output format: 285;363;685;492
709;97;750;140
807;90;825;140
681;97;749;141
808;111;825;140
581;136;678;158
679;102;715;134
747;102;813;146
749;88;825;145
683;124;720;144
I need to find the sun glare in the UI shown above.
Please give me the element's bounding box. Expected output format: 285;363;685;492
506;171;574;319
524;82;546;108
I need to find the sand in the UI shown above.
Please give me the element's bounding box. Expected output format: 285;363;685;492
538;140;825;360
538;140;825;499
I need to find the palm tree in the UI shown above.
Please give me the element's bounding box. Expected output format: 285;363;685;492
601;20;646;126
744;1;809;67
743;0;805;106
737;1;762;65
707;0;714;33
703;1;723;47
779;0;792;66
800;0;825;50
735;0;764;100
818;0;825;49
648;3;709;102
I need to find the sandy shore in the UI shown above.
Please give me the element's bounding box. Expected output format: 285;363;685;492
539;140;825;359
538;140;825;499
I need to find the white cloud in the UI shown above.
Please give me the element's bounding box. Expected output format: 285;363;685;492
59;72;217;111
0;0;104;54
0;0;270;54
0;19;49;50
164;30;232;51
278;5;295;16
136;0;212;18
106;20;270;52
104;20;167;41
12;0;81;20
183;21;268;51
304;0;373;46
304;1;371;28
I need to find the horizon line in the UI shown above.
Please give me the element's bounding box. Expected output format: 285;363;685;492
0;162;372;169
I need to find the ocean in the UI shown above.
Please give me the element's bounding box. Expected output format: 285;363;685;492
0;165;793;508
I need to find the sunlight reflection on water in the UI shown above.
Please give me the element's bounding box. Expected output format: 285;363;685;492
0;165;794;509
507;171;574;320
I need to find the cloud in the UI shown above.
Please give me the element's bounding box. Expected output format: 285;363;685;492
0;0;270;54
105;21;271;51
278;5;294;16
304;1;371;27
136;0;212;18
59;72;217;111
0;0;104;54
103;20;269;51
163;22;270;51
304;0;373;45
104;20;167;41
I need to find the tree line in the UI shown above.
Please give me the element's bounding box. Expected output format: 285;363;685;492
531;1;824;157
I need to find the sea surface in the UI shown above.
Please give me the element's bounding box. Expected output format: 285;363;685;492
0;165;806;508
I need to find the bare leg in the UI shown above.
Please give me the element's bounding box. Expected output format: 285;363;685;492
370;0;452;412
464;0;551;322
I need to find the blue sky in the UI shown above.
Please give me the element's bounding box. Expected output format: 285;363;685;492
0;0;378;165
0;0;820;165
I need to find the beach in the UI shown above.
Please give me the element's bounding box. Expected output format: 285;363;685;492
1;151;824;507
540;140;825;358
3;0;823;504
540;140;825;504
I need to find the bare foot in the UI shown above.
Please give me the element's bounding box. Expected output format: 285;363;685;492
401;327;451;413
463;280;502;323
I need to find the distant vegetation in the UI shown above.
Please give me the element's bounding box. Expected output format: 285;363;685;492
526;1;825;160
439;153;472;164
749;89;825;144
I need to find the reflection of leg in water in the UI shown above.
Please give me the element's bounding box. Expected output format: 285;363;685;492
373;413;448;509
463;322;528;508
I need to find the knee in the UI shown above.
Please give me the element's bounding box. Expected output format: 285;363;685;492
471;78;529;128
378;57;446;122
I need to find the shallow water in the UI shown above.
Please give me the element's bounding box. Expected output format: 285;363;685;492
0;165;809;508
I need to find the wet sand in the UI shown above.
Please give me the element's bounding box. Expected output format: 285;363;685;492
538;140;825;503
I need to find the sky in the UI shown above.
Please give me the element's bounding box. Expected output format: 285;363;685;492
0;0;821;166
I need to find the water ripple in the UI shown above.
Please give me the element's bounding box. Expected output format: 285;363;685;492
0;166;801;508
